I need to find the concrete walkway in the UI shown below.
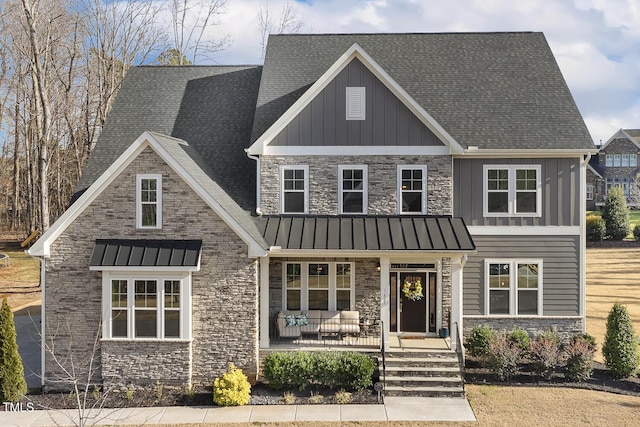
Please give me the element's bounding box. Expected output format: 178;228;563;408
0;396;475;426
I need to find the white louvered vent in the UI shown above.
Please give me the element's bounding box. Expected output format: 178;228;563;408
346;87;366;120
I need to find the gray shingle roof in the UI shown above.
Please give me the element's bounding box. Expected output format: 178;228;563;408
252;32;594;151
79;65;262;211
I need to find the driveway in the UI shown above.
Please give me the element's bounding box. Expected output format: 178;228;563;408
14;304;41;389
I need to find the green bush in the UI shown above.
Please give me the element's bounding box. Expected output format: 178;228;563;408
529;331;562;380
466;325;495;358
508;327;531;354
487;332;521;381
213;364;251;406
563;333;596;382
602;303;639;378
602;187;630;240
634;224;640;241
586;215;606;242
262;351;375;391
0;298;27;402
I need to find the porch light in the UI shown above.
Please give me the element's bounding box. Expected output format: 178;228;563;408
376;262;381;272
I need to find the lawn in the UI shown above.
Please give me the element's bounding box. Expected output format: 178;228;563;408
0;241;41;309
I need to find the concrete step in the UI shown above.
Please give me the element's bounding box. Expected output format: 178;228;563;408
384;365;461;377
383;357;459;368
384;385;465;398
383;375;462;388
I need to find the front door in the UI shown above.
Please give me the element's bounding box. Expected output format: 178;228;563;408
399;272;427;333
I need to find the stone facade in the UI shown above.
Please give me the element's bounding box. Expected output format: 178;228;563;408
594;137;640;206
45;147;258;389
259;155;452;216
463;316;584;340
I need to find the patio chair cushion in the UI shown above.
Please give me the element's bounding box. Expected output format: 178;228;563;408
300;310;321;334
320;311;341;334
340;311;361;335
276;311;301;338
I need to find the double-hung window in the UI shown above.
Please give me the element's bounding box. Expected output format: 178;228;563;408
339;165;367;214
631;154;638;167
486;260;542;316
484;165;541;217
613;154;621;167
281;166;309;214
136;174;162;229
283;262;355;311
398;165;427;214
605;155;613;167
586;184;594;200
104;273;191;340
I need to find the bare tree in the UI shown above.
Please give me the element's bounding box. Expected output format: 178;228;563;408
258;0;304;62
168;0;231;64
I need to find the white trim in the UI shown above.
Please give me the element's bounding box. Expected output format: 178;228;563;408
28;131;267;258
40;258;46;387
600;128;640;151
346;87;366;120
397;165;428;214
459;149;595;157
483;164;542;218
282;261;355;311
467;226;580;235
586;163;603;179
280;165;309;214
247;43;464;156
261;145;451;156
269;248;474;258
338;165;368;214
464;315;583;319
136;174;162;229
579;156;588;324
259;257;270;348
484;259;543;316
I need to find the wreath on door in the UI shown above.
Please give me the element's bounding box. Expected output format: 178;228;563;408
402;276;423;301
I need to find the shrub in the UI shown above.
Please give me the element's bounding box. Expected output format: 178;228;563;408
586;215;606;242
213;364;251;406
529;331;562;379
0;298;27;402
334;389;352;404
466;325;495;359
487;332;521;381
330;351;376;391
508;327;531;354
602;303;639;378
634;224;640;241
281;391;296;404
563;333;596;382
262;351;313;390
602;187;630;240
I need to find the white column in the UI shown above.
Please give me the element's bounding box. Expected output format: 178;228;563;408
450;255;465;351
379;257;391;351
259;257;270;349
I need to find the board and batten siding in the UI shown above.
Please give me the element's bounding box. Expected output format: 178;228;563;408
463;235;580;316
271;58;444;147
453;158;581;226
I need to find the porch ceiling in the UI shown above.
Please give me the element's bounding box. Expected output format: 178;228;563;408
256;216;475;251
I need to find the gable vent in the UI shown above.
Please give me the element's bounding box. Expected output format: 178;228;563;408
346;87;366;120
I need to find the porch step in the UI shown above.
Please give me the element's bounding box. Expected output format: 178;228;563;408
380;349;465;398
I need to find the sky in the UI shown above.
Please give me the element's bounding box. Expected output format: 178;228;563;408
204;0;640;146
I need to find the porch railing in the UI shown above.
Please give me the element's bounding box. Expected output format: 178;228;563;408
270;315;381;348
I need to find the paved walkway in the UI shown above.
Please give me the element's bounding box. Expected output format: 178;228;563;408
0;396;475;426
14;304;42;389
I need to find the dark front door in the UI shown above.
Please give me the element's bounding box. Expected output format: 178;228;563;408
399;272;427;333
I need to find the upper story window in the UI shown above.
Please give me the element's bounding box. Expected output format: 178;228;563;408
136;174;162;229
346;87;365;120
281;165;309;214
606;155;613;167
606;153;637;167
104;273;191;340
485;260;542;316
397;165;427;214
613;154;621;167
622;154;630;167
483;165;541;217
631;154;637;167
339;165;368;214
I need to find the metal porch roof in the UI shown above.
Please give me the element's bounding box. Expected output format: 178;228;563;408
256;216;475;251
90;239;202;267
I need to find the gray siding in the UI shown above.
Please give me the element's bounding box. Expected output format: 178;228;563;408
271;58;444;147
453;158;581;226
463;235;580;316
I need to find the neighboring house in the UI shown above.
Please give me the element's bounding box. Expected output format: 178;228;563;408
28;32;595;389
588;129;640;210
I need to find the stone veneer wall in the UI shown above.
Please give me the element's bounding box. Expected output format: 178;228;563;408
259;155;452;215
463;317;584;341
441;258;452;329
45;147;258;389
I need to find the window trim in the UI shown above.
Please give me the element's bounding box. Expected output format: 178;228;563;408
346;87;366;120
586;184;594;201
483;165;542;218
397;165;428;214
283;261;355;311
102;271;192;340
338;165;368;214
484;259;543;316
280;165;309;214
136;174;162;229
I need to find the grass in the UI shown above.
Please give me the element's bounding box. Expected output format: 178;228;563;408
0;241;39;284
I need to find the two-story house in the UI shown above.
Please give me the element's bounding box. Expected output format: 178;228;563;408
29;32;595;391
587;129;640;210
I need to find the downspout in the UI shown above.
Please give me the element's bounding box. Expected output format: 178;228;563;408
579;153;592;332
245;150;262;216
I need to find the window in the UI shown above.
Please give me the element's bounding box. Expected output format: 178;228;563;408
136;174;162;229
622;178;630;197
631;154;637;167
281;166;309;214
346;87;365;120
586;184;594;200
486;260;542;316
622;154;630;167
398;166;427;214
606;155;613;167
283;262;354;311
614;154;621;167
339;166;367;214
103;273;191;340
483;165;541;217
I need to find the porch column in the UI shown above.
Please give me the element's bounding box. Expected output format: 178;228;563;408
379;257;391;351
450;255;465;351
259;256;270;348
